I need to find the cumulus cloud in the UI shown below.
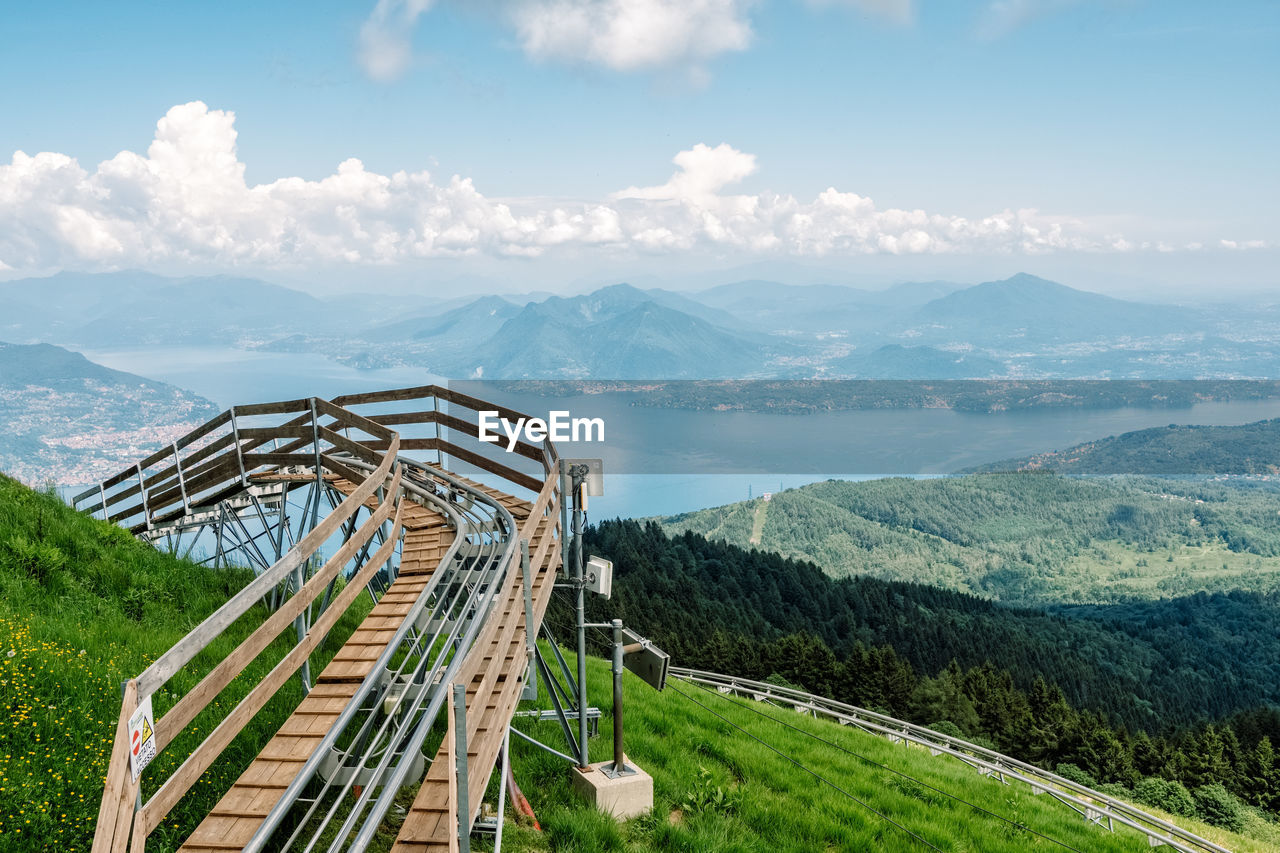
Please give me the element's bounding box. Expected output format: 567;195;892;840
613;143;758;202
0;101;1227;275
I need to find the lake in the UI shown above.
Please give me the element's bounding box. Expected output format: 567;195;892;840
79;346;1280;519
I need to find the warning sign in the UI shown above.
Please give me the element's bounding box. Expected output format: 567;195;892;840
128;695;157;782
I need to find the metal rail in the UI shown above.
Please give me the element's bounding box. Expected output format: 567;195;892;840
84;387;562;853
670;667;1230;853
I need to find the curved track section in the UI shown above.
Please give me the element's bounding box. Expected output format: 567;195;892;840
76;387;562;853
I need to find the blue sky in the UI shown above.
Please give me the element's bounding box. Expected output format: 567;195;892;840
0;1;1276;295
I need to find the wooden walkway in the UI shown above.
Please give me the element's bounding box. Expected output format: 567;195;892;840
179;483;454;852
392;486;560;852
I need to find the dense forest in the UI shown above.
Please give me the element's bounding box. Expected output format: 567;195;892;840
570;519;1280;825
662;472;1280;603
965;418;1280;475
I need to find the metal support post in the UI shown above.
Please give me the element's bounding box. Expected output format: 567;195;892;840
230;406;248;486
494;726;509;853
570;464;590;768
172;441;190;515
137;462;152;532
607;618;632;776
520;538;538;701
294;561;311;694
453;683;471;853
433;394;446;469
559;460;571;579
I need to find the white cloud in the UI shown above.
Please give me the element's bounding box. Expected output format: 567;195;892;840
0;101;1234;275
354;0;926;83
613;143;758;202
356;0;755;79
507;0;754;71
357;0;437;82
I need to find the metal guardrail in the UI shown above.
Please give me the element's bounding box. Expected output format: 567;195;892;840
671;667;1232;853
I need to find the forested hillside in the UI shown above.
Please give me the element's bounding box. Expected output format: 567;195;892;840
661;473;1280;604
965;418;1280;475
576;519;1280;824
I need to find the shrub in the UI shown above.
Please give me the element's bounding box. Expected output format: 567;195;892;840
1132;777;1196;818
1095;782;1131;799
1192;783;1246;832
929;719;965;739
1055;763;1097;788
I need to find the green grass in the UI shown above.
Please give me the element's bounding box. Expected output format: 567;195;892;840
0;474;372;851
0;473;1272;852
482;647;1275;853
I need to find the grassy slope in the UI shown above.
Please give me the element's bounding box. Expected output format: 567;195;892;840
0;474;1271;851
484;650;1272;853
661;474;1280;604
0;475;371;851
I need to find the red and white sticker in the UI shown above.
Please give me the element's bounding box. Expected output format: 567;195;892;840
127;695;156;782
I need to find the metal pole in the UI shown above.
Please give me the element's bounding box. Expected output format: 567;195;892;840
572;466;589;768
610;618;627;774
520;538;537;701
454;683;471;853
559;460;571;579
494;726;509;853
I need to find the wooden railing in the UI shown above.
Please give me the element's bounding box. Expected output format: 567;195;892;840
83;386;563;853
90;401;403;853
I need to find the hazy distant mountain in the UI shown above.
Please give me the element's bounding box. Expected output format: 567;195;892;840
3;269;1272;381
860;280;965;306
0;341;219;484
448;294;764;379
832;344;1004;379
0;271;327;346
690;280;868;331
687;279;964;333
964;418;1280;475
363;296;521;345
909;273;1197;342
581;302;762;378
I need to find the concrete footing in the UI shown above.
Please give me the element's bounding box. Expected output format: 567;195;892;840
570;758;654;819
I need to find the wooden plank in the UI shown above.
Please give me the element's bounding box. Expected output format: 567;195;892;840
153;469;400;753
314;396;399;442
318;425;383;467
233;398;314;416
91;680;137;853
331;384;447;407
140;501;405;839
239;452;320;468
235;426;315;441
134;434;398;699
435;441;543;493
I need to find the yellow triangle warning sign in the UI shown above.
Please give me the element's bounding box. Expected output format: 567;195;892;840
140;716;153;745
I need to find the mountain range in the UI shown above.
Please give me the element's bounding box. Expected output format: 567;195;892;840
2;270;1278;379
